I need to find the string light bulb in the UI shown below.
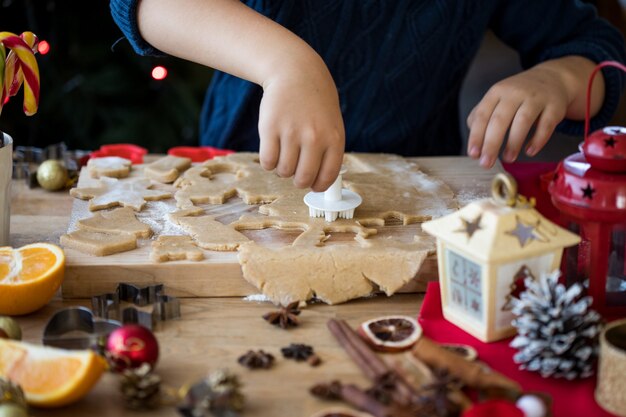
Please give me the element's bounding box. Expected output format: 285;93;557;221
37;40;50;55
151;65;168;80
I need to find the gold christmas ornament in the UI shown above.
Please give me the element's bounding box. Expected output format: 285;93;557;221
36;160;69;191
0;378;28;417
0;403;28;417
0;317;21;340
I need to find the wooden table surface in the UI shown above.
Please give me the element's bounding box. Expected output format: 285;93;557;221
8;156;501;417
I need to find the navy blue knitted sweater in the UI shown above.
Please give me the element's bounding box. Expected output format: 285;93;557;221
110;0;626;156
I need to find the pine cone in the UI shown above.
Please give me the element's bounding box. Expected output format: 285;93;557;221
0;378;27;409
119;363;161;410
179;369;245;417
510;271;603;379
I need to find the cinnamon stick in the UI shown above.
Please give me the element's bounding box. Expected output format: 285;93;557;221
339;384;391;417
411;337;521;392
327;319;386;380
327;319;420;405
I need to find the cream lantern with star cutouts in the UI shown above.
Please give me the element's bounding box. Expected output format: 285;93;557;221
422;173;581;342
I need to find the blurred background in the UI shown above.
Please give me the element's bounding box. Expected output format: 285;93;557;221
1;0;625;159
0;0;212;153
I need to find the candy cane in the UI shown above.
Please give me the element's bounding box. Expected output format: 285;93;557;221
0;31;40;116
0;43;6;111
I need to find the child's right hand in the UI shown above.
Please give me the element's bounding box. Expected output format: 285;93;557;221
258;57;345;192
136;0;345;191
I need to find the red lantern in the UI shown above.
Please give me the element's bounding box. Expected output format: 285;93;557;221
549;61;626;317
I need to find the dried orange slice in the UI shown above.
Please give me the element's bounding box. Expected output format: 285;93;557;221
358;315;422;352
0;339;106;407
0;243;65;315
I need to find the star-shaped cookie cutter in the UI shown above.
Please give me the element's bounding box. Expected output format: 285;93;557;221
91;283;181;330
42;306;122;352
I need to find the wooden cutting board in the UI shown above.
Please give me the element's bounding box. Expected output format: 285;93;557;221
60;156;501;298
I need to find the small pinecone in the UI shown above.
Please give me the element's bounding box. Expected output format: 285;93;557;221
510;271;603;379
0;378;27;409
119;363;162;410
178;369;245;417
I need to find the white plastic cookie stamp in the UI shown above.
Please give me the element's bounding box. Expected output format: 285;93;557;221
303;165;362;222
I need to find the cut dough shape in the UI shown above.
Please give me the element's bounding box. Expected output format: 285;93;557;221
168;208;250;251
144;155;192;183
77;207;152;238
174;153;296;208
150;235;204;262
87;156;132;178
234;189;380;246
343;171;455;224
70;177;172;211
238;240;430;305
169;152;456;305
67;152;458;305
230;154;455;246
60;230;137;256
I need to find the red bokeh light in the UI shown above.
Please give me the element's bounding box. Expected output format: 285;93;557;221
151;66;168;80
37;40;50;55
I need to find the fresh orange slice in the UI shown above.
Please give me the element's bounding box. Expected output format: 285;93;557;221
0;243;65;315
0;339;107;407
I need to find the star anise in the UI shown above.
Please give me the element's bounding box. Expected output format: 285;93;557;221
365;372;398;405
310;380;343;400
237;350;275;370
418;368;462;417
281;343;321;366
262;301;301;329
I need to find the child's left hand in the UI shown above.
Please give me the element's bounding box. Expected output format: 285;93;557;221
466;56;604;168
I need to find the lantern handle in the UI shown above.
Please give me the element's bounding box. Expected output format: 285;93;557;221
584;61;626;142
491;173;518;207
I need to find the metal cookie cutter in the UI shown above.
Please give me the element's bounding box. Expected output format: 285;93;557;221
91;283;181;330
43;306;122;352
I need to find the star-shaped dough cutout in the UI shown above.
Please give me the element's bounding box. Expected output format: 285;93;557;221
70;177;172;211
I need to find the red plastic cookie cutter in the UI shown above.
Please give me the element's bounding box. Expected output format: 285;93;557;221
89;144;148;164
167;146;234;163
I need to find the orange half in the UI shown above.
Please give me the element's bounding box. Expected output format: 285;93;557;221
0;339;106;407
0;243;65;315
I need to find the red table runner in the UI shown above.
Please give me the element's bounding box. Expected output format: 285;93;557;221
415;161;614;416
418;282;612;417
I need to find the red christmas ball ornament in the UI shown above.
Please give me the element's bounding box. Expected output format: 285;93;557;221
462;400;524;417
105;324;159;372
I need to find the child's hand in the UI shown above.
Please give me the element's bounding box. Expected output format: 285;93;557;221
258;58;345;192
466;64;571;168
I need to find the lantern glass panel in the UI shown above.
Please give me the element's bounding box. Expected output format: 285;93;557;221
606;226;626;307
445;248;483;323
495;254;555;330
562;222;591;289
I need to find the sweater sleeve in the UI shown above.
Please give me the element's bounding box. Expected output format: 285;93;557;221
110;0;164;56
489;0;626;135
